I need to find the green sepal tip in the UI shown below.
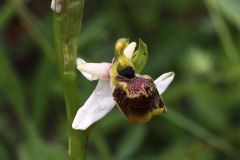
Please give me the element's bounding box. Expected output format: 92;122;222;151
131;39;148;73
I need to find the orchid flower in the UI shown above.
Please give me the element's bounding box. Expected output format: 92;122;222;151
72;38;175;130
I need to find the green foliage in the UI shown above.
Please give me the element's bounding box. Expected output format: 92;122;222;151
19;134;68;160
0;47;28;130
218;0;240;30
1;0;240;160
116;126;147;159
132;39;148;73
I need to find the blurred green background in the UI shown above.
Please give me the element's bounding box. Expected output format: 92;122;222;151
1;0;240;160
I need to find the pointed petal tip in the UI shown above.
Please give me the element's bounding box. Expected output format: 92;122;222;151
161;72;175;80
71;106;94;130
76;57;111;81
124;42;137;58
72;118;87;130
72;122;77;129
77;63;111;80
154;71;175;95
72;120;81;130
76;57;85;65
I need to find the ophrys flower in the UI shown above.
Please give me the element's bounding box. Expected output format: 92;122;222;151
72;38;175;130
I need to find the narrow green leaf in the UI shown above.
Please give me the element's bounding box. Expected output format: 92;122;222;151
0;47;28;131
91;130;113;160
32;59;56;130
18;135;68;160
117;126;147;159
157;140;215;160
218;0;240;31
0;2;14;31
132;39;148;73
205;0;239;65
0;144;11;160
164;108;239;158
10;0;55;62
78;15;107;49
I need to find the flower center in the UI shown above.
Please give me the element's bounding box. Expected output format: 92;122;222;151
118;66;135;79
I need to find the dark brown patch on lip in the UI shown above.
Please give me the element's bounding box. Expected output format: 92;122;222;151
118;66;135;79
112;75;165;123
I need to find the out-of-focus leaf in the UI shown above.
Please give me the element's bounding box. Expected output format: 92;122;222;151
0;114;17;145
0;144;11;160
205;0;239;65
0;2;14;31
218;0;240;31
97;109;126;134
18;134;68;160
32;58;56;130
91;130;112;160
78;15;107;49
0;47;28;130
10;0;55;61
193;91;227;132
132;39;148;73
87;153;98;160
0;0;25;30
163;108;239;158
184;47;213;74
116;125;147;159
157;140;215;160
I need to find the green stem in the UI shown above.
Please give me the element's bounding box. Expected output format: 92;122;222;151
54;0;88;160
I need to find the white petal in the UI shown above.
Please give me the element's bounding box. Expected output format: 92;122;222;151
154;72;175;95
76;58;98;81
51;0;62;13
76;58;111;81
124;42;136;59
72;80;116;130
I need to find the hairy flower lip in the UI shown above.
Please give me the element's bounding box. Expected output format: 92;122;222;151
112;74;165;123
116;75;153;97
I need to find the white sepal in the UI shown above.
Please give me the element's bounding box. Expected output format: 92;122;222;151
154;72;175;95
76;58;99;81
72;80;116;130
76;58;111;81
124;42;136;59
